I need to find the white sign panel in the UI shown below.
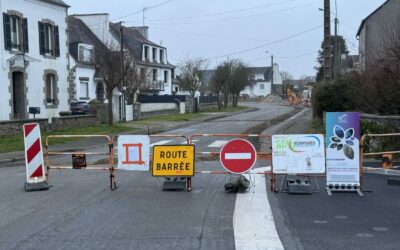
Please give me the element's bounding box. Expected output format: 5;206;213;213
272;134;325;174
118;135;150;171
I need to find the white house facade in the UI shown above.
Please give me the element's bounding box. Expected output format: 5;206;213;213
241;64;282;98
0;0;70;121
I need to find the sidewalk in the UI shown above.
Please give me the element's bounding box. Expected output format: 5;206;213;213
0;108;257;166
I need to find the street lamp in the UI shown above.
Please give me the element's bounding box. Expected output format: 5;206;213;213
265;51;274;94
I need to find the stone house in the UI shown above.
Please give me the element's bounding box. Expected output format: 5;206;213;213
0;0;70;121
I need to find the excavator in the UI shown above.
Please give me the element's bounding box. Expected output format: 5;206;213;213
287;88;299;105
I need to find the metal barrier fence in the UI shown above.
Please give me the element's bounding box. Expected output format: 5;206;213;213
45;135;117;190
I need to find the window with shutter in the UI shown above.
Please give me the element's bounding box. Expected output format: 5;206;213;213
22;18;28;52
38;21;45;55
54;26;59;57
3;13;11;50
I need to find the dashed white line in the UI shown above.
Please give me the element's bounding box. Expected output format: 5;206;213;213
150;140;172;147
234;167;284;250
207;140;228;148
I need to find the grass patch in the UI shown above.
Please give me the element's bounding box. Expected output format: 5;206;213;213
0;124;132;154
308;118;324;134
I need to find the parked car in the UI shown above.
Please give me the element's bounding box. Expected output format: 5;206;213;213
70;101;90;115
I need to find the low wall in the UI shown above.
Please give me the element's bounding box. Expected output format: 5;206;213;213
51;115;100;131
0;118;48;136
141;108;179;118
140;103;177;112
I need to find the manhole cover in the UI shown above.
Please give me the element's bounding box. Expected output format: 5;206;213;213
313;220;327;224
357;233;373;238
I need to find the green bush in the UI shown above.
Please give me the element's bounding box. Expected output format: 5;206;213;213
312;76;358;119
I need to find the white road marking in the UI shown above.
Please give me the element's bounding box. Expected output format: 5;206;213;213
180;140;199;145
234;166;284;250
225;153;252;160
150;140;172;147
207;140;228;148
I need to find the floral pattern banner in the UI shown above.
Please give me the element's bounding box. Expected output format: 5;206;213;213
326;112;360;185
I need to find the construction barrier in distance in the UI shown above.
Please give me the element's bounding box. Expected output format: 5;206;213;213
23;123;49;191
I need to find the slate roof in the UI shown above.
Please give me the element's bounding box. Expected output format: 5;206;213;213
40;0;69;8
67;16;107;62
356;0;391;36
247;67;273;82
109;23;164;61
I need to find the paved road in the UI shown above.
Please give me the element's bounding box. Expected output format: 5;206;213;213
0;103;295;250
266;109;400;250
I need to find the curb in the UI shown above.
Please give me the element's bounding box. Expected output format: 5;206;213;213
363;166;400;176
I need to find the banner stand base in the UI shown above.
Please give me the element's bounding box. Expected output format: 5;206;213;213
326;187;363;196
25;181;50;192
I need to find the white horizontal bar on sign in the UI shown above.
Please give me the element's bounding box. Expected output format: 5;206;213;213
225;153;252;160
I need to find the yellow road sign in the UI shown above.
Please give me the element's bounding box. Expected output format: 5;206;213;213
152;145;195;177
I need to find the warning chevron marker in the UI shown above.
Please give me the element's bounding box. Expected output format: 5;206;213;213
23;123;49;191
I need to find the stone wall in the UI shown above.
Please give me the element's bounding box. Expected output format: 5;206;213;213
51;115;100;131
185;96;195;113
0;118;48;136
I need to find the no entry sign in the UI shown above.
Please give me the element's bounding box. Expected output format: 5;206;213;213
220;139;257;174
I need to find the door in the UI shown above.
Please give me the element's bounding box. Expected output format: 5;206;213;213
12;71;26;119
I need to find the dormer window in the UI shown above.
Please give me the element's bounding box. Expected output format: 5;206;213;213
152;47;157;62
3;13;29;52
160;50;164;63
144;46;149;60
78;44;94;64
249;74;255;80
38;21;60;57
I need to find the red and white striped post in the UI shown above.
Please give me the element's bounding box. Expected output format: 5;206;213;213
23;123;49;191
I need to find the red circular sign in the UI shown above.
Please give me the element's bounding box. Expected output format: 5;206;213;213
220;139;257;174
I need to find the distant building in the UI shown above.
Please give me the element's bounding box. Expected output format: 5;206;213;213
67;16;108;103
356;0;400;70
0;0;70;121
340;55;359;74
197;64;282;98
242;64;282;98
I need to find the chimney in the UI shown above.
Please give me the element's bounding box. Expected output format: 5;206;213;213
136;26;149;39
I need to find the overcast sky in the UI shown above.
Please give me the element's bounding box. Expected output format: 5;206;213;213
66;0;387;78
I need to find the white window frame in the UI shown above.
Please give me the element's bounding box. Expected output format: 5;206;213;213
10;15;21;51
79;79;89;99
44;23;54;56
46;74;55;104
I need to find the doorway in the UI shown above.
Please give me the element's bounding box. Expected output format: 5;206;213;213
12;71;26;119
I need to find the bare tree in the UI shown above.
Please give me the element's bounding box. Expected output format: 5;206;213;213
177;57;208;98
210;63;229;110
229;60;250;108
95;44;136;125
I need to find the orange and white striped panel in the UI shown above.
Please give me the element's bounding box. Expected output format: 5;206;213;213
23;123;45;183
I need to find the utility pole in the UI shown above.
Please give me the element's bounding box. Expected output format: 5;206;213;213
271;55;274;94
119;21;126;122
323;0;332;81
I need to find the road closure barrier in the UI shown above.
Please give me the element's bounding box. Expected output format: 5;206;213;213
23;123;49;191
361;132;400;174
45;135;116;190
189;134;275;190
